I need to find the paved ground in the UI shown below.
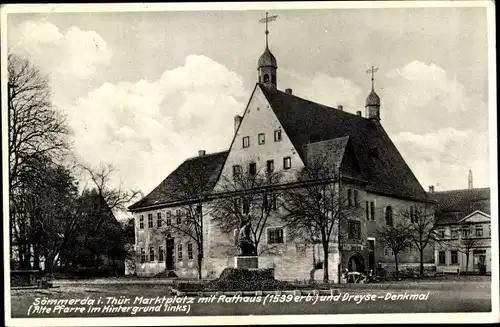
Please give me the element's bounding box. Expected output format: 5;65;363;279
9;277;491;318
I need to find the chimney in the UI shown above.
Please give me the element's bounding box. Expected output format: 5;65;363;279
356;111;362;116
429;185;434;193
338;105;343;111
285;88;292;95
468;169;473;189
198;150;206;157
234;115;242;135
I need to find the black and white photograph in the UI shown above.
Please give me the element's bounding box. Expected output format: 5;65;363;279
2;1;498;325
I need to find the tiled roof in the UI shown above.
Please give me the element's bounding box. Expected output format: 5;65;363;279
429;188;491;224
260;85;428;201
128;151;229;211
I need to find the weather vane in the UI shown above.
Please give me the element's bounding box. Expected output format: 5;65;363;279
259;12;278;48
365;66;379;90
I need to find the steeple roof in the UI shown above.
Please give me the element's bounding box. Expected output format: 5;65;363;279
365;88;380;106
258;47;277;68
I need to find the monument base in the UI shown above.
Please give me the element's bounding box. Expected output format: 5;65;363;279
235;256;258;269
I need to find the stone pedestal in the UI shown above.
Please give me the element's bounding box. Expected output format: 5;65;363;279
235;256;258;269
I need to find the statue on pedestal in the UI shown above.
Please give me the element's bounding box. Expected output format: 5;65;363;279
237;220;257;256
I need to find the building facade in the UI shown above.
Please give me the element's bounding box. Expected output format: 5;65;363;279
431;188;491;275
129;33;435;281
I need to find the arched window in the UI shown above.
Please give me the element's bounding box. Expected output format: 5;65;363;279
385;206;393;226
263;74;269;83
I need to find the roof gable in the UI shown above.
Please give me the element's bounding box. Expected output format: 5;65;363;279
128;151;229;211
459;210;491;223
260;86;427;201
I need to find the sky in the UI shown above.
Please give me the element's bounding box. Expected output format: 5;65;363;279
5;3;493;213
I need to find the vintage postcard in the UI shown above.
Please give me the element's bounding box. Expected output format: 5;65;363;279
2;1;498;326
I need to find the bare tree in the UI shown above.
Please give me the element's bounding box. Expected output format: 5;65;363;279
377;224;412;277
156;160;221;279
211;163;283;256
8;54;69;192
8;54;70;269
281;159;351;282
400;202;437;278
455;223;482;274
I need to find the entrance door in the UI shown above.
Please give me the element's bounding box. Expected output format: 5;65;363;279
166;238;174;271
367;240;375;274
478;255;486;275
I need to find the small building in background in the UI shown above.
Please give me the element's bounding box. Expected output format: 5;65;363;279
430;187;491;275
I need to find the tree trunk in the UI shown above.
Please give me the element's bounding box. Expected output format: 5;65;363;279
322;243;329;281
394;252;399;277
197;253;203;280
33;244;40;270
465;252;470;274
419;250;424;278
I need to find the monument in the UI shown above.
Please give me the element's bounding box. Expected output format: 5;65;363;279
235;219;258;269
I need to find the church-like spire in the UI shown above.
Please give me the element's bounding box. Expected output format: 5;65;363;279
257;12;278;88
365;66;381;120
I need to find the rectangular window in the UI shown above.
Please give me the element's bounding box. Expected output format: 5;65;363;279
283;157;291;170
451;229;458;238
370;201;375;220
188;243;193;260
234;198;241;213
347;189;352;207
365;201;369;220
243;136;250;148
274;129;282;142
438;251;446;265
266;160;274;173
158;246;164;262
176;215;182;225
149;247;155;262
272;194;278;211
451;250;458;265
232;165;242;178
348;221;361;239
243;198;250;214
177;244;183;261
258;133;265;145
263;194;269;211
140;248;146;263
476;226;483;237
166;211;172;226
249;162;257;175
267;227;284;244
157;212;162;228
353;190;359;207
384;247;393;256
439;229;446;239
462;228;470;237
148;214;153;228
139;215;144;229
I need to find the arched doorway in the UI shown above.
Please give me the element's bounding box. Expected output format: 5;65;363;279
348;252;366;273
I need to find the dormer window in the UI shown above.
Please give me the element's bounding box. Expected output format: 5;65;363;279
243;136;250;148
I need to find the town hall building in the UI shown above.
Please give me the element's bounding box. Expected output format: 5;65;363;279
128;20;435;281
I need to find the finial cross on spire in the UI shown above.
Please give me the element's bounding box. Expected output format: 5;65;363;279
259;12;278;49
366;66;379;90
